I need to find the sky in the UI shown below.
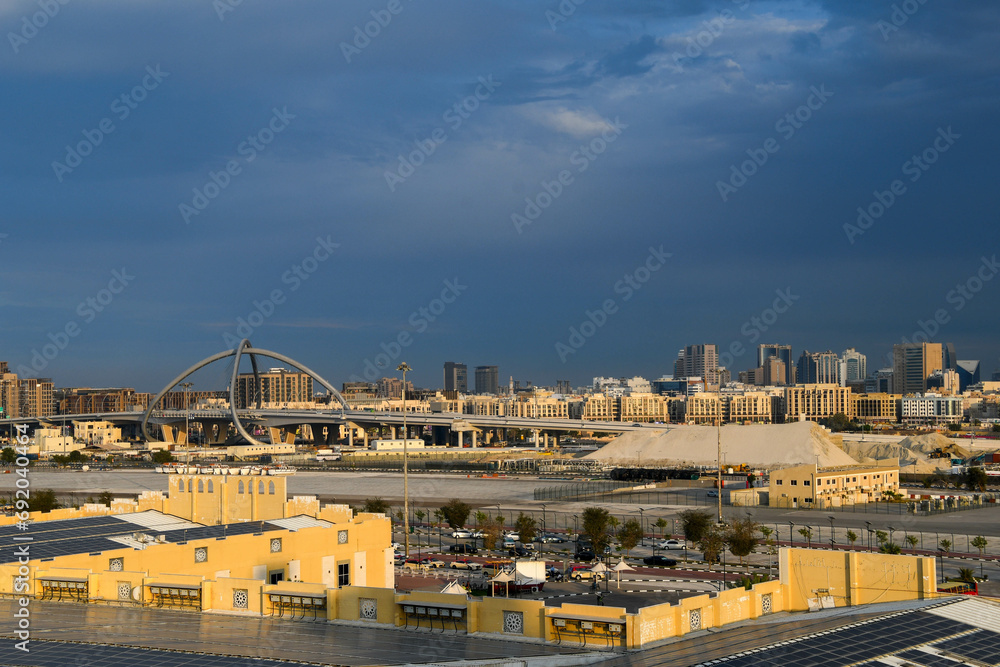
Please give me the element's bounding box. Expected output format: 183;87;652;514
1;0;999;393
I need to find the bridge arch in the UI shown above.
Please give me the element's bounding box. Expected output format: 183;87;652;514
140;339;348;447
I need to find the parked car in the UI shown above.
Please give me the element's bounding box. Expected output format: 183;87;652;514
470;530;485;538
451;529;473;539
656;539;685;550
504;532;520;541
508;545;529;557
502;538;516;550
423;557;447;568
449;543;478;554
539;534;564;543
449;558;482;570
567;564;605;581
394;552;406;562
643;555;678;567
707;490;719;498
404;557;445;570
575;547;596;561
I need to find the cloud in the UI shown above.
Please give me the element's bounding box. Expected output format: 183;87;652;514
519;104;617;137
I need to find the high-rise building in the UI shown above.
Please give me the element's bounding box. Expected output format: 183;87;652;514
443;362;468;393
956;360;981;391
16;378;55;418
942;343;958;371
761;357;787;386
796;350;839;385
474;366;499;395
235;368;313;408
866;368;894;394
841;348;867;384
757;344;794;384
892;343;942;395
676;344;719;389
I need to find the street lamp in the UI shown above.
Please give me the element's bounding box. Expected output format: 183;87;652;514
865;521;872;552
827;516;835;547
716;390;723;524
788;521;795;548
540;503;547;535
179;382;193;464
397;363;412;558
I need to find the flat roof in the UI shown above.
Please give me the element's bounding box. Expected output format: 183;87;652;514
0;512;284;564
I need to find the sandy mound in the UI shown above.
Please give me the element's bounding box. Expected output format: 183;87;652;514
842;433;969;474
585;421;859;469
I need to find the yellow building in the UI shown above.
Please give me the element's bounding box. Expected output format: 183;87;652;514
580;395;617;421
686;393;721;425
618;393;670;423
769;459;900;508
783;384;852;421
726;392;774;423
852;392;901;423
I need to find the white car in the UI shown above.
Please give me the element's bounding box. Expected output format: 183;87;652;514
451;529;473;539
656;539;685;550
504;532;520;541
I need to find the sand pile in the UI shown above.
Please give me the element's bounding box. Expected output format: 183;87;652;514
585;421;860;469
842;433;968;474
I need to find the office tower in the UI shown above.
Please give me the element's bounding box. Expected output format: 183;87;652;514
761;357;787;386
443;362;468;393
956;360;981;391
796;350;816;385
757;344;794;384
814;351;840;384
942;343;958;371
892;343;943;394
865;368;894;394
474;365;499;395
841;348;867;384
676;344;719;389
673;349;685;379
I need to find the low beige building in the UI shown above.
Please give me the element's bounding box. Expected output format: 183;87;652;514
852;393;900;423
783;384;852;421
769;459;900;508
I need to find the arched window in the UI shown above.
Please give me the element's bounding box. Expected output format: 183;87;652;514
238;480;245;494
187;479;193;493
268;481;275;495
197;479;204;493
258;480;265;494
207;480;214;493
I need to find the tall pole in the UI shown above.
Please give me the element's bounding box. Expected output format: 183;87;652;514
180;382;193;465
716;404;723;523
398;363;412;559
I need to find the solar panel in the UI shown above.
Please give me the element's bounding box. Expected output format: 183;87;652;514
896;649;964;667
932;629;1000;666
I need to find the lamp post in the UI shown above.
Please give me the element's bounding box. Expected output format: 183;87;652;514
888;525;896;548
540;503;547;535
788;521;795;548
179;382;193;465
716;395;723;524
827;516;835;547
638;507;645;546
865;520;872;552
397;363;412;558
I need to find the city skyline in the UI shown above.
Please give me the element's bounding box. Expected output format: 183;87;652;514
1;2;998;392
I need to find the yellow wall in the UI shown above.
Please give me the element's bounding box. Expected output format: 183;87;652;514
166;474;287;524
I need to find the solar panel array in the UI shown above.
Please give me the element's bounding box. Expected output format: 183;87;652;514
895;649;965;667
0;515;282;563
697;611;976;667
932;629;1000;666
0;639;324;667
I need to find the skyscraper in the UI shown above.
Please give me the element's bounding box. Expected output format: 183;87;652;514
757;344;794;384
474;365;499;395
841;348;867;384
676;344;719;389
892;343;942;394
443;362;468;393
942;343;958;371
956;360;981;391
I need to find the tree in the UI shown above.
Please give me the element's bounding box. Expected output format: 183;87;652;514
514;512;538;543
957;567;976;583
846;530;858;547
362;497;391;515
680;509;713;544
905;535;919;551
824;413;855;432
97;491;114;506
482;515;503;550
27;489;59;513
1;448;17;464
654;517;668;539
474;510;487;529
992;424;1000;433
151;449;174;464
433;509;443;528
797;527;813;547
879;542;901;554
582;507;613;554
727;518;760;568
699;526;726;566
965;467;988;492
874;530;888;547
947;423;962;432
971;536;988;556
617;519;644;556
939;538;952;554
414;509;426;525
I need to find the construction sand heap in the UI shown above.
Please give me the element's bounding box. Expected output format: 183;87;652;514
842;432;968;474
585;421;859;469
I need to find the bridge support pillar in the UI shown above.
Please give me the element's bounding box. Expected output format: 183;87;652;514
390;426;397;439
533;429;540;449
457;430;463;448
471;430;477;448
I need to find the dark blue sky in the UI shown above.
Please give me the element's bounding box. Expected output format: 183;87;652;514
2;0;998;392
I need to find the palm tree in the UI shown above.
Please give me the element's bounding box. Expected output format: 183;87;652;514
655;517;668;539
798;527;813;547
905;535;918;551
846;530;858;547
971;536;988;556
